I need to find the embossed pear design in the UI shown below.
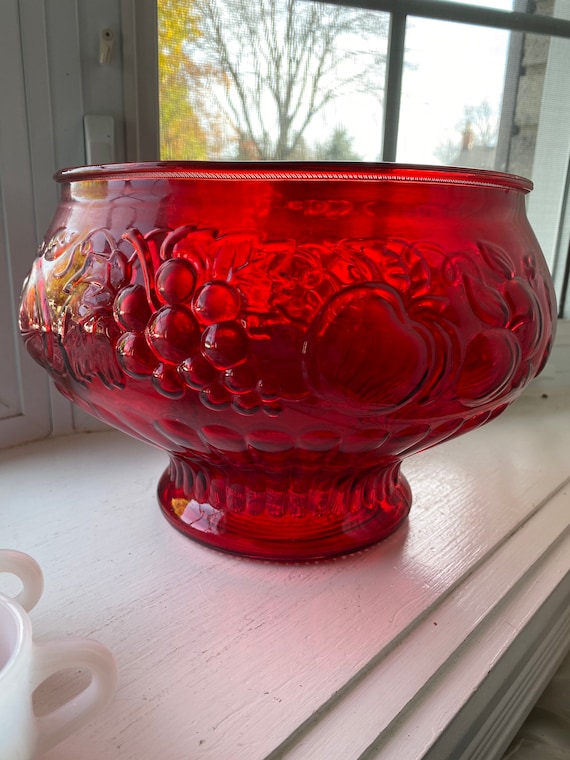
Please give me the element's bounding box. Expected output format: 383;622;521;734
303;284;433;413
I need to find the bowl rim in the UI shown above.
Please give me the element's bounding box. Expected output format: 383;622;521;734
55;161;533;192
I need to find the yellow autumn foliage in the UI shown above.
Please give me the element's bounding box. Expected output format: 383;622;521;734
158;0;209;160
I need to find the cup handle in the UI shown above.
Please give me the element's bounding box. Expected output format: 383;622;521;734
0;549;44;611
31;637;118;755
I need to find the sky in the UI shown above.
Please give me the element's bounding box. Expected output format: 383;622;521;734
306;2;514;164
397;16;511;164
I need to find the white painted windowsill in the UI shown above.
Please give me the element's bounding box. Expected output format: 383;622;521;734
1;392;570;760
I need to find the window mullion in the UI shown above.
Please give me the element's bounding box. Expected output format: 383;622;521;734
381;10;406;162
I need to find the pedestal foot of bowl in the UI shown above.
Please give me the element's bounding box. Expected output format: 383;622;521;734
157;456;412;561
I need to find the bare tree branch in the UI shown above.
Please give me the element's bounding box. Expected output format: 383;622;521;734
186;0;388;159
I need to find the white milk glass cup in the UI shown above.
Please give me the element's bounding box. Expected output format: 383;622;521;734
0;549;44;612
0;549;118;759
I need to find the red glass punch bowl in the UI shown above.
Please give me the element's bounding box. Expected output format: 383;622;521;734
19;162;556;560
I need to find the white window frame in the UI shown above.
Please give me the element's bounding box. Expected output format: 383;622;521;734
0;0;52;447
0;0;128;447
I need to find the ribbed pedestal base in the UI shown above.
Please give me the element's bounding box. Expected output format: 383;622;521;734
158;457;412;560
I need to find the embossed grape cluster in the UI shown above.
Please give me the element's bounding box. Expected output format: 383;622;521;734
113;258;281;415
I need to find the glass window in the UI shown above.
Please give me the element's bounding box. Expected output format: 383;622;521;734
415;0;570;18
397;17;570;282
158;0;388;161
397;18;511;169
447;0;514;9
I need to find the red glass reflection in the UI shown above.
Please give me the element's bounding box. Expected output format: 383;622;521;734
19;163;556;560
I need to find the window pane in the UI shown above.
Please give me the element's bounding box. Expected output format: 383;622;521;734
430;0;570;17
397;18;511;169
157;0;388;161
397;16;570;291
446;0;514;9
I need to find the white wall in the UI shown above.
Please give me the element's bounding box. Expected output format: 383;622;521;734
0;0;126;447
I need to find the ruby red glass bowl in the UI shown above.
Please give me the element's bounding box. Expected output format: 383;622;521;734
19;162;556;560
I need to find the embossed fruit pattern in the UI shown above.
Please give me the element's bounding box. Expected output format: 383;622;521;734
20;225;553;432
